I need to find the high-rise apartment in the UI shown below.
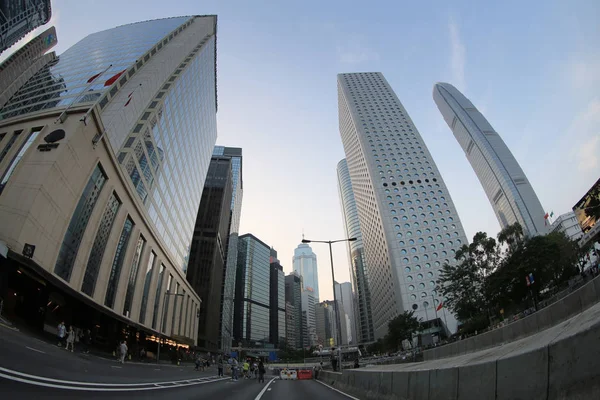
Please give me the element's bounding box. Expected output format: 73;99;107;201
301;288;318;347
335;281;356;345
337;72;469;337
433;83;548;236
234;234;271;344
315;300;337;347
269;249;285;347
0;16;218;350
292;243;319;300
337;158;375;344
0;0;51;54
284;272;303;349
212;145;243;352
186;156;233;351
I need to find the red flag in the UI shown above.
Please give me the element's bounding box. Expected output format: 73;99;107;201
436;302;443;312
87;72;102;83
544;212;549;225
104;70;126;87
124;98;132;107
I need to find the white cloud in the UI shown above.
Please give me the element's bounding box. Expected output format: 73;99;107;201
568;99;600;172
448;16;466;91
569;57;600;90
336;36;379;65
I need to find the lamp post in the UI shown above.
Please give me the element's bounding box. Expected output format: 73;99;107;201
157;291;184;363
302;237;356;349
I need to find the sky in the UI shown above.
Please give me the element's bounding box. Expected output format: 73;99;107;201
4;0;599;302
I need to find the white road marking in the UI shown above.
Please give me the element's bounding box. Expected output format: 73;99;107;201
314;379;360;400
254;378;276;400
25;346;46;354
267;388;272;391
154;368;161;371
111;366;122;369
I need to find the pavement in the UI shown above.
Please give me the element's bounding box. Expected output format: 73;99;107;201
0;323;359;399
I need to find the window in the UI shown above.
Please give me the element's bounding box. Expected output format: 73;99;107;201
0;130;21;164
152;265;166;329
138;251;155;324
105;217;134;308
123;235;146;317
0;128;42;191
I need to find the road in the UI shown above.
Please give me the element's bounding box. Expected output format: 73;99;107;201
0;324;358;399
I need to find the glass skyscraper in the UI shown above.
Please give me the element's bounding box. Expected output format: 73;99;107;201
337;72;469;337
292;243;319;300
0;15;217;349
337;158;375;344
0;0;51;54
433;82;549;236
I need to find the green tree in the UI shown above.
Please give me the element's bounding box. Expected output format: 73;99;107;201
384;310;421;351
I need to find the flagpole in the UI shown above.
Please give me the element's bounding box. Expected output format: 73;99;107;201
432;294;439;327
56;64;113;124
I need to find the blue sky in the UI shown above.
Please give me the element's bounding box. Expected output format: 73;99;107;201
5;0;599;301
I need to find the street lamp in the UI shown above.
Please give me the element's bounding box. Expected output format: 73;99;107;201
157;290;184;363
302;237;357;349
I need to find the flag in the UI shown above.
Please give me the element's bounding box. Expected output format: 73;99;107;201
124;91;134;107
87;72;103;83
436;302;443;312
124;98;132;107
526;276;531;286
550;211;554;218
104;69;126;87
544;212;549;225
529;273;535;284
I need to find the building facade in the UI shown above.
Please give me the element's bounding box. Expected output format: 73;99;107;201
315;301;336;347
292;243;319;300
213;145;243;353
301;288;317;347
284;272;303;349
0;26;57;108
551;211;584;242
337;158;375;344
335;281;356;345
337;72;469;337
433;82;548;236
0;0;51;55
0;16;218;351
234;234;271;345
269;249;285;347
186;156;233;351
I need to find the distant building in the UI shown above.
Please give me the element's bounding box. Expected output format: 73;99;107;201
293;243;319;300
284;272;303;349
315;301;337;347
551;211;584;242
335;281;356;345
301;289;317;347
0;26;57;108
186;156;233;351
269;249;285;347
433;82;548;236
0;0;52;55
234;234;271;345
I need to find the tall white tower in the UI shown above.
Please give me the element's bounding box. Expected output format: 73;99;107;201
292;243;319;301
337;72;469;337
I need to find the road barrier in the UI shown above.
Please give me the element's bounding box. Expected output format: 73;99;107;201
279;369;297;380
297;369;312;380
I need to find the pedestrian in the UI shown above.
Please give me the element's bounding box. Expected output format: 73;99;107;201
65;326;75;352
231;357;239;381
258;360;265;383
82;329;91;354
217;355;224;377
195;354;201;371
354;357;360;369
119;340;128;364
330;348;338;371
57;321;66;347
243;359;250;379
140;348;146;362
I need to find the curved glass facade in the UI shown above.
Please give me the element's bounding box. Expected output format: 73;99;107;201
433;83;548;236
292;244;319;300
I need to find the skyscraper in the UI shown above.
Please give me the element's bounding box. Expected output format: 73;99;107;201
292;243;319;300
433;83;548;236
337;158;375;344
337;72;469;337
269;249;285;347
315;300;337;347
234;234;271;344
0;0;52;55
301;289;317;347
186;156;233;351
213;145;243;352
284;272;303;349
335;281;356;345
0;16;217;350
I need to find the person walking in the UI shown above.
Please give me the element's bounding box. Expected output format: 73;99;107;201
65;326;75;352
57;321;66;347
119;340;128;364
217;355;224;377
258;360;266;383
195;354;201;371
231;357;239;381
82;329;91;354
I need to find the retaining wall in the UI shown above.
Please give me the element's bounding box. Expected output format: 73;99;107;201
424;274;600;361
319;300;600;400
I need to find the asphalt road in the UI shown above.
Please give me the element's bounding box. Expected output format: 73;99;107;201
0;324;360;399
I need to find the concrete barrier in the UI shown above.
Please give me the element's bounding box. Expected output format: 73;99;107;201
318;301;600;400
424;275;600;361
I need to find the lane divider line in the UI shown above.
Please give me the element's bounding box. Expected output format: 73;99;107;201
314;379;360;400
254;377;276;400
25;346;46;354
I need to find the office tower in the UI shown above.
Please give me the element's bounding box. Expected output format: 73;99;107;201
234;234;271;344
269;249;285;347
0;0;51;55
301;289;317;347
550;211;584;242
213;145;243;352
293;243;319;300
337;158;375;343
433;83;548;236
284;272;303;349
335;281;356;345
315;301;337;347
0;26;57;108
0;16;217;350
337;72;469;337
573;178;600;249
186;156;233;351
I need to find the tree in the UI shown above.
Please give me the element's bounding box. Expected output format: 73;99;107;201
385;310;420;351
436;231;498;322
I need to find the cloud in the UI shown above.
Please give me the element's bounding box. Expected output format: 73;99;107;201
568;98;600;172
569;57;600;91
336;36;379;65
448;16;466;91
